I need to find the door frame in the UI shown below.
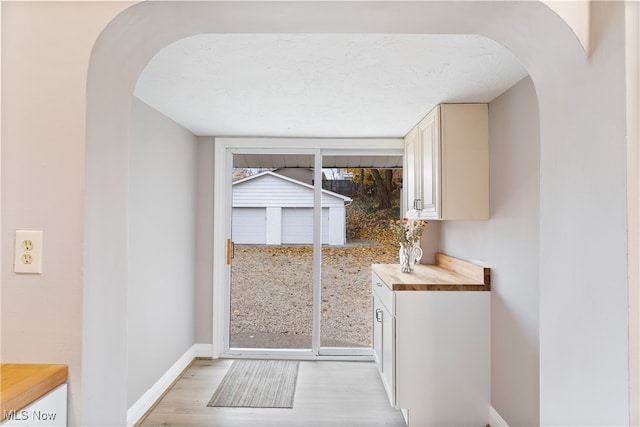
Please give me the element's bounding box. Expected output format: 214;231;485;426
213;137;404;359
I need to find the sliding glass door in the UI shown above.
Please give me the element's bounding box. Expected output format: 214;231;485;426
222;145;403;358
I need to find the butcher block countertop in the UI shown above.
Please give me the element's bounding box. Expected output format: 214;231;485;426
373;253;491;291
0;364;68;420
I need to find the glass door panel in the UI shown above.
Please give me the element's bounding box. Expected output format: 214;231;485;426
229;154;314;350
320;166;402;349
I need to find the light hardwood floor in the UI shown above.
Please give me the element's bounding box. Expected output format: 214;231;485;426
139;359;407;427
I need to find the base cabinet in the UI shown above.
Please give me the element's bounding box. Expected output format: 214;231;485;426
1;384;67;427
372;270;490;427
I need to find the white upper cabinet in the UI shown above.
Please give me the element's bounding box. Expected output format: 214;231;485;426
403;126;420;218
404;104;489;220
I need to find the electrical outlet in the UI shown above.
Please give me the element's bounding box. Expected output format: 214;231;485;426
14;230;43;274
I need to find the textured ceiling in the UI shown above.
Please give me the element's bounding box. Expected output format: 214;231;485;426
135;34;527;138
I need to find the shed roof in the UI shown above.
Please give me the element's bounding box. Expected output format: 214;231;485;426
233;171;352;202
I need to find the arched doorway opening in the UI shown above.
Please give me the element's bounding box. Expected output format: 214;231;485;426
85;2;633;426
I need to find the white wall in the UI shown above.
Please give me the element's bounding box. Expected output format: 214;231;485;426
266;207;282;245
329;206;346;247
127;98;197;406
541;1;590;53
537;3;627;424
439;76;540;426
0;2;133;425
195;137;215;345
80;3;635;424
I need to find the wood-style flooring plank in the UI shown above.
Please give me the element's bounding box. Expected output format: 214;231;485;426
139;359;406;427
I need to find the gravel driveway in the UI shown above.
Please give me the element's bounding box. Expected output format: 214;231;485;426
230;242;397;349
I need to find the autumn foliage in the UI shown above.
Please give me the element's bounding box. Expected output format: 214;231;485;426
345;168;402;210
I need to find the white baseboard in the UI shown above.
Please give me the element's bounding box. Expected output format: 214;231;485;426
489;406;509;427
127;343;214;426
193;343;213;358
401;408;409;425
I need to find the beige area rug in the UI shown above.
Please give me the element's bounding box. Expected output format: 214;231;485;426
207;360;299;408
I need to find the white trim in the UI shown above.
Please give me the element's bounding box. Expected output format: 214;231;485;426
127;344;212;427
216;137;404;151
489;406;510;427
212;142;231;358
213;138;405;357
401;408;409;425
312;151;322;353
626;2;640;424
193;343;214;358
222;351;374;362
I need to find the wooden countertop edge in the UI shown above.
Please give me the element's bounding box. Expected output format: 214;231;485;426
373;254;491;292
1;364;68;420
391;283;491;291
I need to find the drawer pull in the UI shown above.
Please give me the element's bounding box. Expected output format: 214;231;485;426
376;282;383;287
375;308;383;322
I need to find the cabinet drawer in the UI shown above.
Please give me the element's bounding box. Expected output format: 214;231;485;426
372;271;394;314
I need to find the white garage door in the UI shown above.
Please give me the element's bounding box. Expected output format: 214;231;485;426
232;208;266;244
282;208;329;244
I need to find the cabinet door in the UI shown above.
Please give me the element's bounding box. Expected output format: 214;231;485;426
373;295;395;407
417;106;441;219
381;306;395;407
403;126;420;218
372;296;383;367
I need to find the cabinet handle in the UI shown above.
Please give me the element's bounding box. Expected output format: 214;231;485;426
414;199;423;211
376;282;383;287
375;309;383;323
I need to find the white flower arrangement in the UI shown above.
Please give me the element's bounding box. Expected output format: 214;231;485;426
388;218;428;246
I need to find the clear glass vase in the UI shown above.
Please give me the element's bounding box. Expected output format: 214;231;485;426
399;243;423;273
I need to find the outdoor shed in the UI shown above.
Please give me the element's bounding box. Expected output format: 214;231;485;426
232;171;351;245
